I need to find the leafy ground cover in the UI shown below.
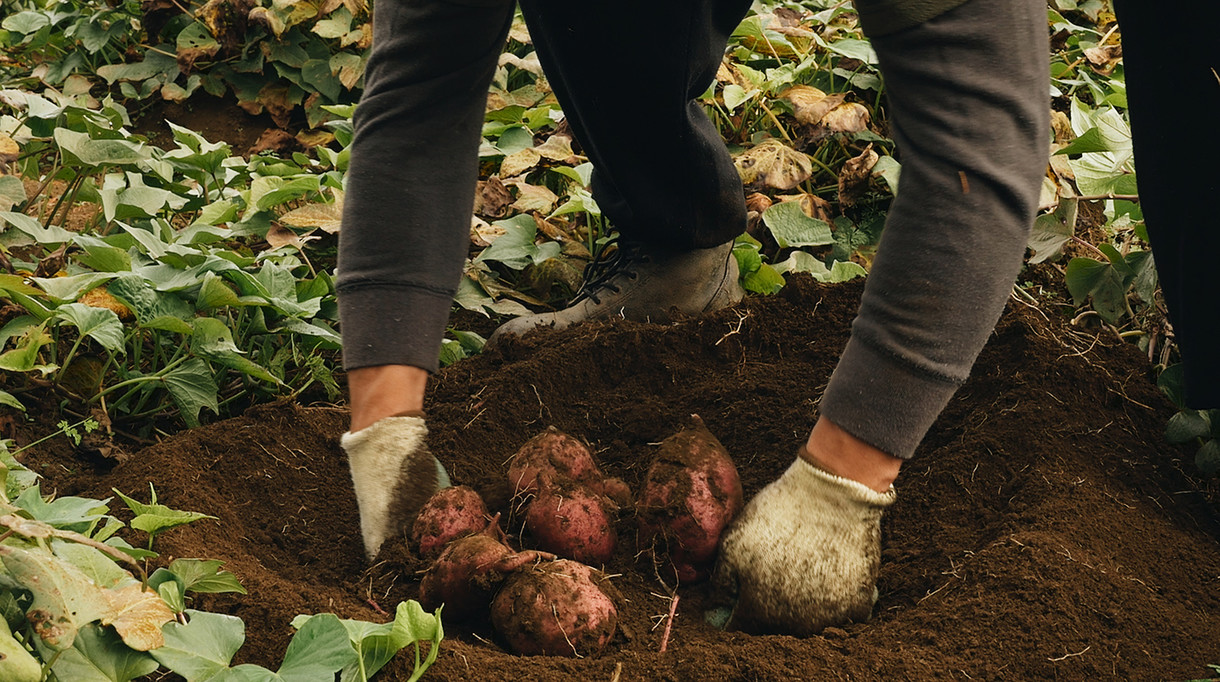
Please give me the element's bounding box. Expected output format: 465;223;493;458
1;0;1218;679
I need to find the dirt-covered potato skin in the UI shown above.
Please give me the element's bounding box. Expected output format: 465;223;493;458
525;483;617;565
508;427;604;497
419;532;514;620
410;485;490;558
491;559;619;657
419;528;555;621
636;415;744;583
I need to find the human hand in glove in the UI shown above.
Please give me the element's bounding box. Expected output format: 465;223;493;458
713;454;896;635
341;413;451;560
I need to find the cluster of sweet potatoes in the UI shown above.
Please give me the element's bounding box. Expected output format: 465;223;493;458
409;415;742;658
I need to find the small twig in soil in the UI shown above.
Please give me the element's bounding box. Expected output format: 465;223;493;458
609;661;622;682
1048;645;1091;662
658;593;679;653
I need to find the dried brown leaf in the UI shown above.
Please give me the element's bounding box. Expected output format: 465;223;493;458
838;143;879;207
734;139;813;191
784;86;845;126
266;224;318;250
1084;44;1122;74
508;181;558;214
476;177;513;218
500;147;541;178
470;216;503;248
280;192;343;233
534;135;575;161
819;102;870;134
776;193;834;223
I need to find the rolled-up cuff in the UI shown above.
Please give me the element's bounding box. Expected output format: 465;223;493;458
338;283;454;373
819;335;961;460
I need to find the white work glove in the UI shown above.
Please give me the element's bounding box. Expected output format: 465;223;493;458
340;414;451;560
713;457;896;635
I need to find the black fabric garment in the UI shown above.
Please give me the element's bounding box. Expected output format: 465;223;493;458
336;0;1049;459
1113;0;1220;409
337;0;752;372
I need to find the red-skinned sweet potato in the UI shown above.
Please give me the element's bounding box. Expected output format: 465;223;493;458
508;427;604;497
636;415;744;584
491;559;619;657
410;485;489;558
525;482;617;565
419;517;553;620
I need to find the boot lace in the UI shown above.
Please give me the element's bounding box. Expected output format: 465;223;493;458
571;240;650;306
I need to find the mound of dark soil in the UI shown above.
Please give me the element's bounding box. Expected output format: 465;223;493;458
31;275;1220;680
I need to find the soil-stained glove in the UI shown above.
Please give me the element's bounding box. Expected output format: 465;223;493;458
713;457;896;635
341;414;451;560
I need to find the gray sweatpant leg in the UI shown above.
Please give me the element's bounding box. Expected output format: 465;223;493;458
819;0;1050;459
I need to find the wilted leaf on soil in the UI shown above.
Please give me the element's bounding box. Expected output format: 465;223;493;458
837;143;878;206
266;224;318;250
507;181;558;214
280;195;343;233
783;85;846;125
820;102;870;134
1083;44;1122;74
775;193;834;223
534;134;574;161
500;147;541;178
735;139;813;190
470;216;503;248
475;177;513;218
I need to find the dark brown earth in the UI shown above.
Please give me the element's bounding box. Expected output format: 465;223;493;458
21;275;1220;681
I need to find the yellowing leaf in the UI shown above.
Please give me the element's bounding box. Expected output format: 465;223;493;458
783;86;846;126
279;191;343;233
0;133;19;165
296;130;335;148
734;139;813;191
102;583;174;651
534;135;574;161
508;181;558;214
78;287;134;321
500;147;541;178
820;102;871;134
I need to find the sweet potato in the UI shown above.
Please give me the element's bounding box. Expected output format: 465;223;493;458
418;517;552;620
525;483;617;565
508;427;604;497
600;477;633;509
636;415;744;584
410;485;489;558
491;559;618;657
